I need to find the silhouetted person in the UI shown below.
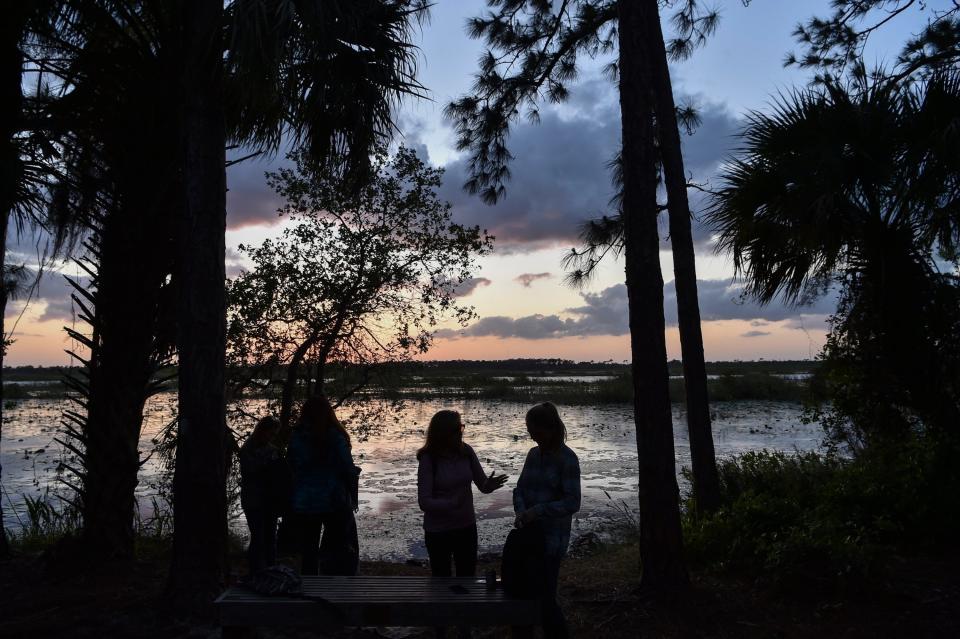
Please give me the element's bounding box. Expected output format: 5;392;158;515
513;402;581;639
417;409;508;577
239;415;285;575
288;395;360;576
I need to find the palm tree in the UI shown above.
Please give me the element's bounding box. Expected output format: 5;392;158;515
2;0;93;558
14;1;184;562
709;69;960;444
168;0;428;604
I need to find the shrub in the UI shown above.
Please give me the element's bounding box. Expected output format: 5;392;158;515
683;439;960;588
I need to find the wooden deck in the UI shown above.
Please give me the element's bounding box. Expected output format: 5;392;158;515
216;575;540;630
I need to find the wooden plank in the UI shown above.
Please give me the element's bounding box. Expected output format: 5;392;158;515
218;599;539;627
216;576;540;628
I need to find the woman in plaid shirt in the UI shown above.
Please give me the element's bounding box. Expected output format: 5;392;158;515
513;402;581;638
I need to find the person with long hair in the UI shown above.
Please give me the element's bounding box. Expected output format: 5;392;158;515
239;415;285;575
417;409;508;578
513;402;581;639
287;395;360;576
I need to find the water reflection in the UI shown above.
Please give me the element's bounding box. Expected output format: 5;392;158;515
0;396;820;559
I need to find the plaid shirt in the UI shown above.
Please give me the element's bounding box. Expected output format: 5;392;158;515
513;444;581;557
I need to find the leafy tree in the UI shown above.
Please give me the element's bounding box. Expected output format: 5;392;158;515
226;146;491;430
709;70;960;447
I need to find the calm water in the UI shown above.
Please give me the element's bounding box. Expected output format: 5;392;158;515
0;395;820;559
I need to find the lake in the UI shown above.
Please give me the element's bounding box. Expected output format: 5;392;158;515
0;396;820;560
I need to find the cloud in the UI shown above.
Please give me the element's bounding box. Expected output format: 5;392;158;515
225;152;291;230
2;267;91;324
435;78;741;252
564;284;630;335
515;272;552;288
451;277;492;298
436;283;629;340
225;247;248;279
665;279;836;324
436;278;836;341
221;79;741;250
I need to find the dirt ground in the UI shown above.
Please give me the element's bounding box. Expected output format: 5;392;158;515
1;542;958;639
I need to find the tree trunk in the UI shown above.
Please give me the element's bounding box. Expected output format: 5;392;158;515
79;201;172;559
617;0;688;594
167;0;228;609
279;349;306;432
642;0;721;514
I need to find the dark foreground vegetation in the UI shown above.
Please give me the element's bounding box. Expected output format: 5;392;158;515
4;427;959;637
3;501;958;639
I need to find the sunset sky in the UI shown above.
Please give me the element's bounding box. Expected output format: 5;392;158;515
4;0;935;366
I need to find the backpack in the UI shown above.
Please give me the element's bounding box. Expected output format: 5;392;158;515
247;564;303;596
500;522;547;599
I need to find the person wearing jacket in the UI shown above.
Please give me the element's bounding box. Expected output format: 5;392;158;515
239;415;285;575
513;402;581;639
416;409;508;577
287;395;360;576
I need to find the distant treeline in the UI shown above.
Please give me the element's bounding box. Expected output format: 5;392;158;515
2;359;819;383
391;359;818;377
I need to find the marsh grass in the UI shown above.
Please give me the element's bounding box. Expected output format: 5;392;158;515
5;489;82;553
396;372;809;404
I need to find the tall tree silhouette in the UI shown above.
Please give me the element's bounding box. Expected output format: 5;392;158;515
4;0;425;576
644;0;720;513
446;0;734;589
446;0;723;523
0;0;30;562
167;0;228;605
168;0;429;604
618;0;688;592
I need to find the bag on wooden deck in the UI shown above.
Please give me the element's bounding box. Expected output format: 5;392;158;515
500;522;546;599
248;564;303;596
